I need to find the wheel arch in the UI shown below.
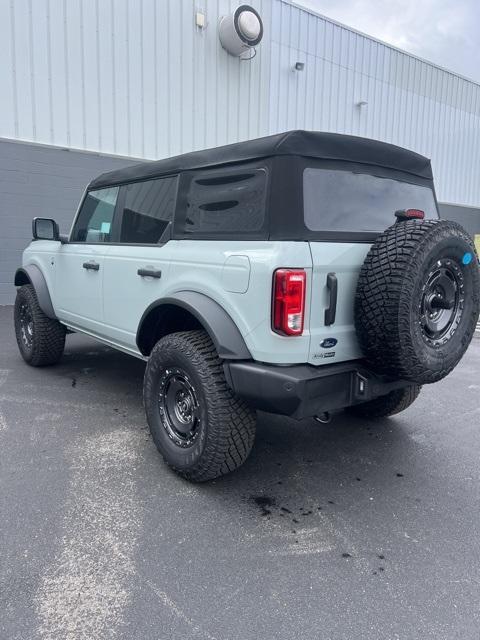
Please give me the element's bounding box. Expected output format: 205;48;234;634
136;292;252;360
14;265;57;319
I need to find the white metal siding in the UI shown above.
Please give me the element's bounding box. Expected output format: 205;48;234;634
269;1;480;207
0;0;479;206
0;0;272;159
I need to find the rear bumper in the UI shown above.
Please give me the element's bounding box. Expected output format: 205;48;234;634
224;360;408;419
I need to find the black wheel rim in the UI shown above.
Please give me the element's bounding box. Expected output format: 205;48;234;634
419;258;464;346
158;367;201;448
19;302;34;349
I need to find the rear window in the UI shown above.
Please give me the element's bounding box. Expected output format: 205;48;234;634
303;168;438;233
184;168;267;235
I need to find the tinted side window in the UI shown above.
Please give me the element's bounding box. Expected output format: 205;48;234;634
185;168;267;235
71;187;119;242
120;176;177;243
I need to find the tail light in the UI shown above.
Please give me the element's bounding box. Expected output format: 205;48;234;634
272;269;306;336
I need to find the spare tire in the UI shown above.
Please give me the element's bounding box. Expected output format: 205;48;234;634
355;219;479;384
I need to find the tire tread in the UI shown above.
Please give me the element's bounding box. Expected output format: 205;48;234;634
144;330;256;482
348;385;421;418
14;285;65;366
354;219;480;384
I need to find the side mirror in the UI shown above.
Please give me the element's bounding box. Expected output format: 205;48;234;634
32;217;60;241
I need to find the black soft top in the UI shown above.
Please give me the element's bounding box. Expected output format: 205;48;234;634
89;130;432;189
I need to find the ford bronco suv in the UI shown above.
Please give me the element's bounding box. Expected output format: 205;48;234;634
14;131;480;481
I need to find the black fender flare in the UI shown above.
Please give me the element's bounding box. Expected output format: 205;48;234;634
137;291;252;360
14;265;57;319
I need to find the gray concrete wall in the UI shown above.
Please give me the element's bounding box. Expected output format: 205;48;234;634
0;138;139;305
2;137;479;307
438;203;480;239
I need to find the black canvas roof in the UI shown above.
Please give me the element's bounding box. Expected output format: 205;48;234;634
89;130;433;190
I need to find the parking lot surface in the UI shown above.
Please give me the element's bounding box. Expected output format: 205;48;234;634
1;305;479;640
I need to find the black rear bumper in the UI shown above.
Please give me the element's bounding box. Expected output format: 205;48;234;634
224;360;408;419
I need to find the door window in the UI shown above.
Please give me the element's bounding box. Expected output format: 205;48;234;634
119;176;177;243
70;187;119;242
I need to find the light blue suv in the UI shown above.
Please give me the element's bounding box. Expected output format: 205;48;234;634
14;131;480;481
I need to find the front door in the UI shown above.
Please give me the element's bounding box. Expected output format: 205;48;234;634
55;186;119;336
102;175;178;351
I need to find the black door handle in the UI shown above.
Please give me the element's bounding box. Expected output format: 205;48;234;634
137;268;162;279
83;261;100;271
324;272;338;326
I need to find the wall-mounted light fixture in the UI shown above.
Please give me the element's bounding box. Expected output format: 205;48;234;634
195;11;207;29
218;5;263;58
356;100;368;107
293;61;305;71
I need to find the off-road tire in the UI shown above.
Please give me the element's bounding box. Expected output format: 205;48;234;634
143;330;256;482
14;284;66;366
347;385;421;419
355;220;480;384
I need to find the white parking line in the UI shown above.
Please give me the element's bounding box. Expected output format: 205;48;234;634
0;369;9;432
35;429;143;640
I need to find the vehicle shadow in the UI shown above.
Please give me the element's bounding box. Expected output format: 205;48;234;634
207;408;418;503
58;333;420;501
49;332;437;531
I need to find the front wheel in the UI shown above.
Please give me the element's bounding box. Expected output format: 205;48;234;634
143;330;256;482
14;284;66;366
347;385;421;419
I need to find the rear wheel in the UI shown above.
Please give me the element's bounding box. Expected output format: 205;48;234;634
14;284;66;366
347;385;421;419
143;330;256;482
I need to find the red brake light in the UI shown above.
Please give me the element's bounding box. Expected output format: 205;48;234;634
395;208;425;221
272;269;306;336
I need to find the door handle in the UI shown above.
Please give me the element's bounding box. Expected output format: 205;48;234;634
137;268;162;279
324;272;338;326
83;261;100;271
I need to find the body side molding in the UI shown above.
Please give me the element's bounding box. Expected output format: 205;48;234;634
137;291;252;360
14;265;57;319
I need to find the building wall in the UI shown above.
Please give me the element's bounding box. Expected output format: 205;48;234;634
0;0;479;206
1;0;479;305
438;203;480;242
0;0;273;161
269;2;480;207
0;139;137;305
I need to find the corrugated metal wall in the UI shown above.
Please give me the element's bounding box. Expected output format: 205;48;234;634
0;0;272;159
0;0;479;206
269;1;480;207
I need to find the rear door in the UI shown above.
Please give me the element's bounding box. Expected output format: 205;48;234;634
304;167;439;365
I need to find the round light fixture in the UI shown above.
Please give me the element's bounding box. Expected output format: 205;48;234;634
218;5;263;57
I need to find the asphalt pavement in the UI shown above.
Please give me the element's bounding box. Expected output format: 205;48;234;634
1;304;479;640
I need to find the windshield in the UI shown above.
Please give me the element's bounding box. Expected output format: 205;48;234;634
303;168;438;233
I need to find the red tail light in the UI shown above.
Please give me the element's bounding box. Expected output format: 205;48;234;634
272;269;306;336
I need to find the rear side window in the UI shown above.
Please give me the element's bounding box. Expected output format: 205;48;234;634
71;187;119;242
303;168;438;233
184;168;267;235
119;176;177;243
